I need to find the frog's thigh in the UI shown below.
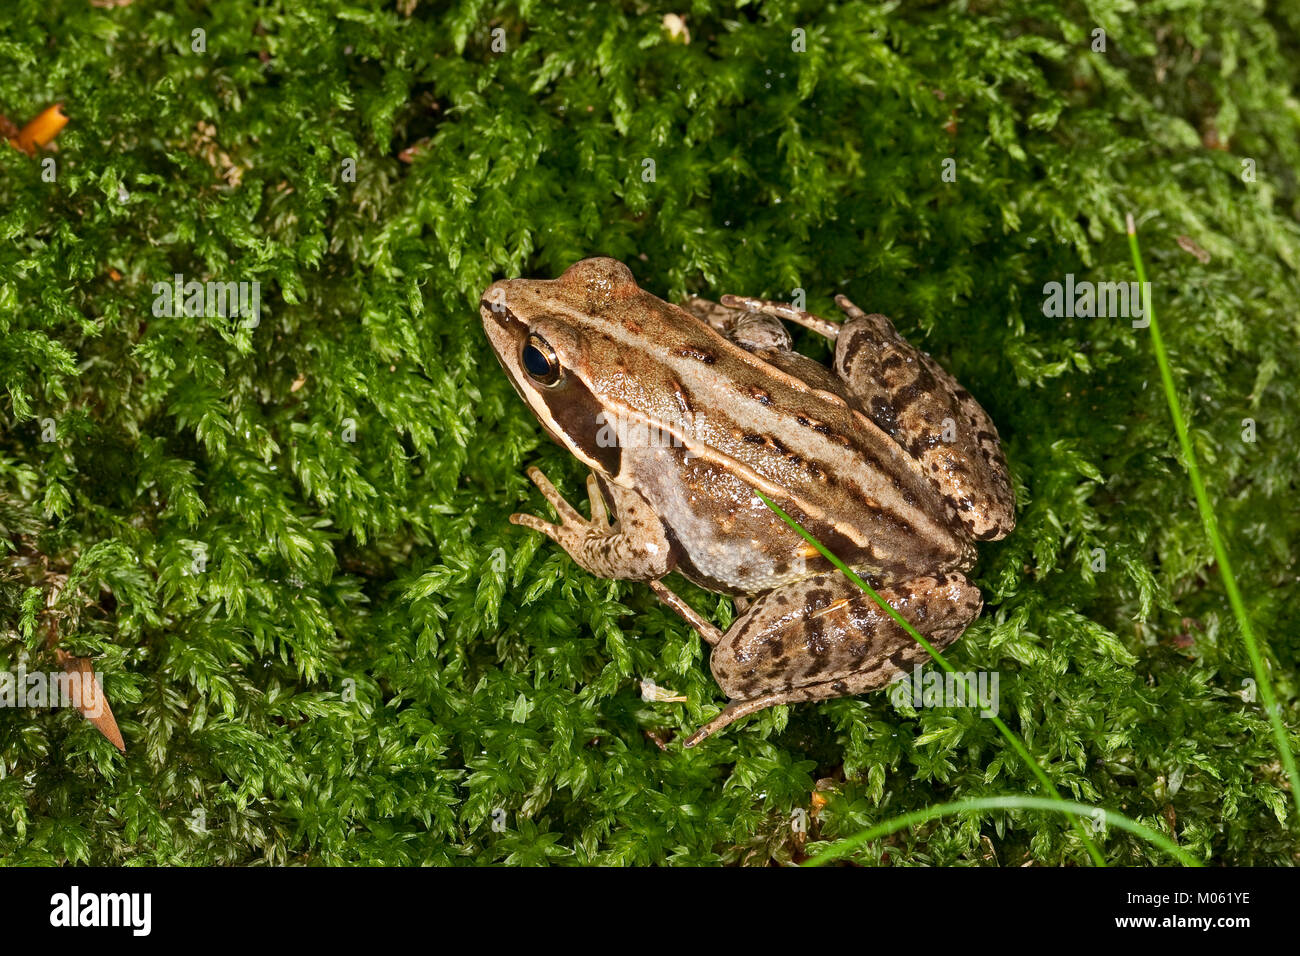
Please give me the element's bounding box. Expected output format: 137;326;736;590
832;298;1015;541
686;569;981;746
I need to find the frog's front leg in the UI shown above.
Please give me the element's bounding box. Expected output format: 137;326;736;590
511;466;673;581
685;568;982;747
513;467;724;642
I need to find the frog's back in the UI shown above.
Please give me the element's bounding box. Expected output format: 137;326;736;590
578;293;972;593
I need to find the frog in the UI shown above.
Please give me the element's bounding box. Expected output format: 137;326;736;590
480;257;1015;747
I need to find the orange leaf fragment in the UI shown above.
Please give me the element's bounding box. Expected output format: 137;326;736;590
11;103;68;155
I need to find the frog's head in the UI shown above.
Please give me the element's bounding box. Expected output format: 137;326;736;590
479;257;642;477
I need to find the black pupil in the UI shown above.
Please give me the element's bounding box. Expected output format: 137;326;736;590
523;344;553;378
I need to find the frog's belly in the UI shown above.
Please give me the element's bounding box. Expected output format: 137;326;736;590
621;448;964;596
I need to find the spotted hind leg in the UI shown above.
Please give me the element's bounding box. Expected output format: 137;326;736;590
715;293;1015;542
680;295;793;352
686;568;982;747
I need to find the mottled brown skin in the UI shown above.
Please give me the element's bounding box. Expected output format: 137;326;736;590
481;258;1014;746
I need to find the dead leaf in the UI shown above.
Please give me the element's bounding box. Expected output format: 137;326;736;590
54;650;125;752
663;14;690;44
1176;235;1211;264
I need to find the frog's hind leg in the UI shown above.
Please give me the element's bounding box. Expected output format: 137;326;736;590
684;295;853;402
681;296;793;352
718;294;842;340
648;580;722;646
680;296;737;336
827;296;1015;542
726;293;1016;541
686;569;981;747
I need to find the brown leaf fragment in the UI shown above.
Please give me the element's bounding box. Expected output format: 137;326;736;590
1176;235;1211;264
399;139;429;163
53;649;125;752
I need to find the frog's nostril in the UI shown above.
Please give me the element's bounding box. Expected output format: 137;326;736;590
480;294;515;327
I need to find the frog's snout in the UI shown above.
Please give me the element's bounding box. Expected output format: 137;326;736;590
480;281;528;371
479;280;511;323
479;281;524;339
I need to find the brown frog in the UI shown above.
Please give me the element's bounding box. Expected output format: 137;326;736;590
480;258;1014;746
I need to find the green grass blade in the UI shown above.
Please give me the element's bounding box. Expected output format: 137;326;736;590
1126;215;1300;823
803;796;1201;867
752;490;1108;866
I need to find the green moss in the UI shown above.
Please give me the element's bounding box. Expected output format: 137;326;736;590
1;0;1297;865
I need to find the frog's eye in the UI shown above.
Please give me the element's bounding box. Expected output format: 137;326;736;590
522;334;562;386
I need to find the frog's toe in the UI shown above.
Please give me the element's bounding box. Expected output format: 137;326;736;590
508;511;562;541
585;474;611;528
522;465;584;525
719;294;841;341
513;468;601;544
684;707;745;748
683;690;806;747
